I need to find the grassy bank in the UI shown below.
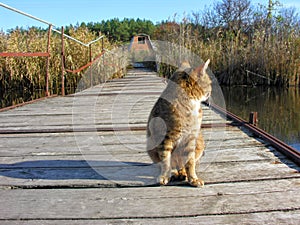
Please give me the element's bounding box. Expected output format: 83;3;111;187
153;0;300;86
0;26;117;101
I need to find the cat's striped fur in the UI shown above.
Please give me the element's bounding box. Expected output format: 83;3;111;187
146;60;212;187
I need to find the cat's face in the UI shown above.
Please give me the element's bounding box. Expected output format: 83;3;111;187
199;75;212;102
192;59;212;102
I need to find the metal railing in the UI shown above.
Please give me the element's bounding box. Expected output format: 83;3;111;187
0;3;127;97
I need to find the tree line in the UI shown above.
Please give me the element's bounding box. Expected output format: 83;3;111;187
63;0;300;86
65;18;156;42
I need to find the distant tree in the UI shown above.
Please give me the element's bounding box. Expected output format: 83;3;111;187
83;18;155;42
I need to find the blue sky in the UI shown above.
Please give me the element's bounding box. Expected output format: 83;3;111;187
0;0;299;32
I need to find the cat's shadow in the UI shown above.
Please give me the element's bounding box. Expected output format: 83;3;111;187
0;160;160;186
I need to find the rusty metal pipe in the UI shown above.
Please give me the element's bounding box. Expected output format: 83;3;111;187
61;26;65;96
208;103;300;166
45;24;52;97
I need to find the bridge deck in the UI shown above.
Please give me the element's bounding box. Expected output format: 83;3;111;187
0;69;299;224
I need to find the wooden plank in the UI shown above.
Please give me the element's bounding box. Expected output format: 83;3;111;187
1;211;299;225
0;157;299;187
0;128;264;157
0;179;299;220
0;144;281;165
0;106;227;132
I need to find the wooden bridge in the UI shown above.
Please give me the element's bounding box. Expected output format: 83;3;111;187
0;69;300;224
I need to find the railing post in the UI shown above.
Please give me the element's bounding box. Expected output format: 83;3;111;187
249;112;258;126
102;36;105;77
89;44;92;87
45;24;52;97
61;26;65;96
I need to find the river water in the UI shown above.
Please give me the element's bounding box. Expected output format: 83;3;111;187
221;86;300;151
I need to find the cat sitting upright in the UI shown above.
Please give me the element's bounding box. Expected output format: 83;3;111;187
146;59;212;187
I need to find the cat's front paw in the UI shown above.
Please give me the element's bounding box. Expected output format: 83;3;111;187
171;169;187;182
188;177;204;187
158;176;170;186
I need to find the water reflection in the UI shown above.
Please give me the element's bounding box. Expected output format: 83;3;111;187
222;86;300;151
0;88;46;108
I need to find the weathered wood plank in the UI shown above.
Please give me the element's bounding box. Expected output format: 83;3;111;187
1;211;299;225
0;130;266;158
0;157;299;187
0;179;299;220
0;106;226;130
0;144;281;166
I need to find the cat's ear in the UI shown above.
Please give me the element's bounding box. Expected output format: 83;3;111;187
195;59;210;77
203;59;210;72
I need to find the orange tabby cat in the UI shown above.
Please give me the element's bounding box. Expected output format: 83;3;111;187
146;59;212;187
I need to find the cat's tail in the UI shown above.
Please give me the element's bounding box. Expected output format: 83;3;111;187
147;148;161;163
146;129;162;163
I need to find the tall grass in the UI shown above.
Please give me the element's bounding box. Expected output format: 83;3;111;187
153;0;300;87
0;26;124;107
